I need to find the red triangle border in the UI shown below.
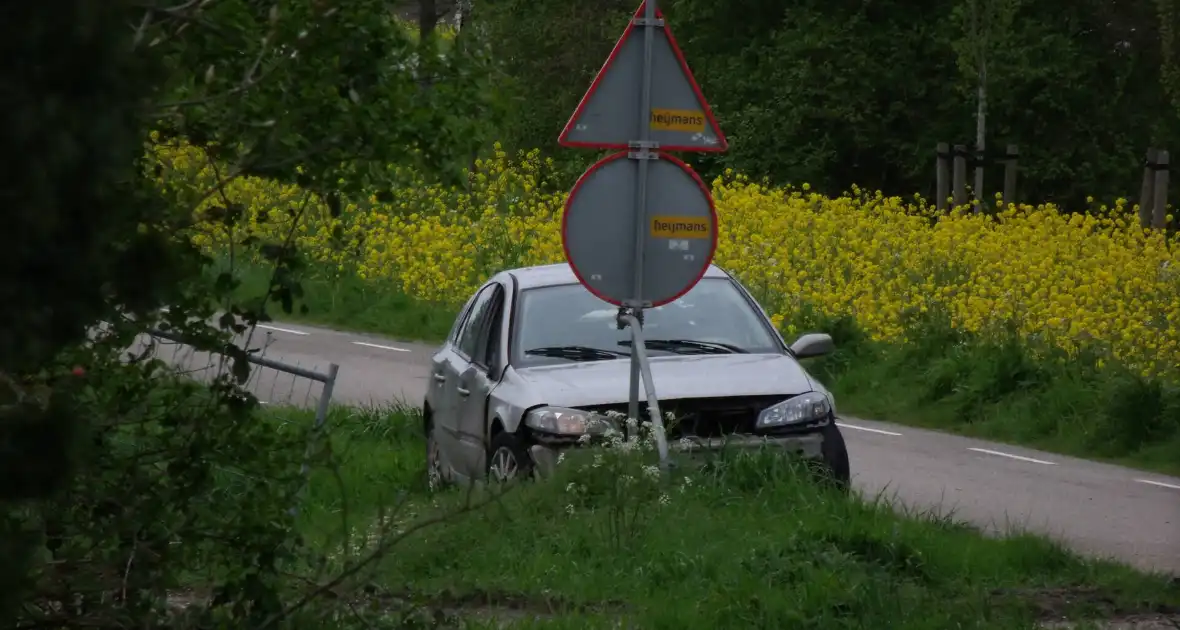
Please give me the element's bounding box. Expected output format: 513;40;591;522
557;0;729;153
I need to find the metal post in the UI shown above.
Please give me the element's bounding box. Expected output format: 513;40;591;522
292;362;339;515
626;0;659;424
620;313;669;467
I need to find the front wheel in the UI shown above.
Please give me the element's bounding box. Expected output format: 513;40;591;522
815;420;852;493
487;431;534;484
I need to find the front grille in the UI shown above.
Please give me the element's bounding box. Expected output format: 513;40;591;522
578;395;794;440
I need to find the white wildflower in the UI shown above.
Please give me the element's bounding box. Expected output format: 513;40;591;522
577;433;592;444
658;493;670;506
556;452;566;465
641;464;660;480
565;504;575;515
565;482;577;493
592;453;604;468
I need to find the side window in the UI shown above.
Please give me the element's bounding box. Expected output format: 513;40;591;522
457;285;498;359
474;288;506;368
448;293;478;345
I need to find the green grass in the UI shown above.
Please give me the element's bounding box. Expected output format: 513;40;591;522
231;261;456;342
807;319;1180;477
263;403;429;549
282;404;1180;629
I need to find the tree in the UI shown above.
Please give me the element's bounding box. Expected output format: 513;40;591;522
951;0;1020;208
477;0;634;182
2;0;501;625
485;0;1180;206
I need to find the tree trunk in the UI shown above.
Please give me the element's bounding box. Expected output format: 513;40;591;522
974;56;987;213
419;0;437;41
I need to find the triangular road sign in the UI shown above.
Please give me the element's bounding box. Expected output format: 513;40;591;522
558;0;728;152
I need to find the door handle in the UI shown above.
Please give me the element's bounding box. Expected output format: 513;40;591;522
432;372;446;383
456;387;470;397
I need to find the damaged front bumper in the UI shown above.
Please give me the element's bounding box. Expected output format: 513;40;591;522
529;430;826;479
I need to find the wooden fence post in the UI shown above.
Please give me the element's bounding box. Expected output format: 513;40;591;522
1152;150;1170;229
1139;148;1159;228
972;145;985;214
936;143;950;212
952;144;968;208
1002;145;1018;207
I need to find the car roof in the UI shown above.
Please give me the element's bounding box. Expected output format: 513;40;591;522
503;262;731;291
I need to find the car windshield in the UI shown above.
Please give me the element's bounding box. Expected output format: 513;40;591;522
512;278;783;366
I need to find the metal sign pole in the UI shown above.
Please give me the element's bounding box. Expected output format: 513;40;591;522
559;0;725;472
625;0;670;469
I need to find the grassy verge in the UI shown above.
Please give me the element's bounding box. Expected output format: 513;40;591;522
230;262;456;342
285;404;1180;629
806;318;1180;477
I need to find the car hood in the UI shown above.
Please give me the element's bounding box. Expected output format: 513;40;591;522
508;353;816;408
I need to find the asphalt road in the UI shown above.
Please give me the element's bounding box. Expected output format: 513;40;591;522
142;321;1180;575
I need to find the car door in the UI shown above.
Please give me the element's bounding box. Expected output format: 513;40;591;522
452;283;507;479
427;292;476;423
436;283;499;479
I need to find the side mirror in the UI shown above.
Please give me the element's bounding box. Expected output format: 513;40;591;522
790;333;834;359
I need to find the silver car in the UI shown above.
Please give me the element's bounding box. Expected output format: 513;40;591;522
423;262;851;491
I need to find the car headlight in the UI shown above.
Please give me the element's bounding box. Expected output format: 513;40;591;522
524;407;612;435
755;392;831;429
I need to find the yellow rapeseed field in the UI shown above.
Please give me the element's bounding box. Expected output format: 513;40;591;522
151;140;1180;378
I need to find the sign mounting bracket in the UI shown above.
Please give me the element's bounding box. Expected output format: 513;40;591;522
631;16;665;27
629;140;659;160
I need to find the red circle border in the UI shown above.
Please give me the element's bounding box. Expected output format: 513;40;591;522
560;151;719;308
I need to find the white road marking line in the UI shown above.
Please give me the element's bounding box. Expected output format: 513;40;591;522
1134;478;1180;491
968;447;1056;466
256;324;308;335
352;341;411;353
836;422;902;436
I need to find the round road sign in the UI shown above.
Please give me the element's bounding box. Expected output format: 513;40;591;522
561;151;718;307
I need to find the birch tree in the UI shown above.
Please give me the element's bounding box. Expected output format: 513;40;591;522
953;0;1020;210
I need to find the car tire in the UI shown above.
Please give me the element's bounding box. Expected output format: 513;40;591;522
425;421;448;493
486;431;534;484
817;420;852;493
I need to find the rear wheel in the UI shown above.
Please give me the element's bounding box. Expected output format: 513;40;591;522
816;421;852;493
487;431;534;484
425;422;446;492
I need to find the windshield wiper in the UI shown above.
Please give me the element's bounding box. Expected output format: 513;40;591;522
619;338;748;354
524;345;630;362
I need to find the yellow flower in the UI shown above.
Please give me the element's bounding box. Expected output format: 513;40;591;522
153;137;1180;381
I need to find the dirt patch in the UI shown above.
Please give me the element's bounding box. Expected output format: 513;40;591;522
168;585;630;628
991;585;1180;629
359;585;631;627
1038;615;1180;630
